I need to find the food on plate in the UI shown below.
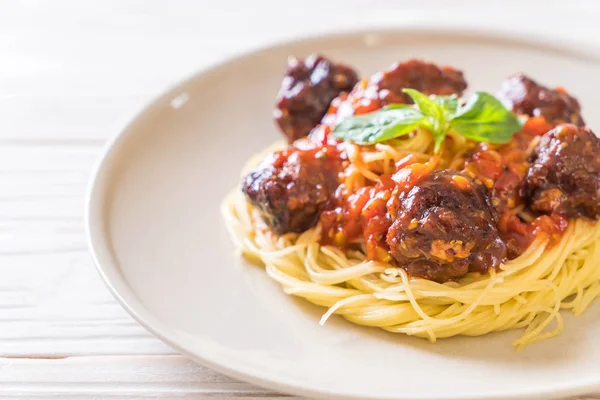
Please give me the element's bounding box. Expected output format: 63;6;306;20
367;59;467;106
274;54;358;143
385;169;507;283
222;55;600;350
242;147;342;234
497;73;584;126
524;124;600;218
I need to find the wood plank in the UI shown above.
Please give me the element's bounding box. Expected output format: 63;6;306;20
0;355;303;399
0;144;175;356
0;249;175;357
0;355;596;399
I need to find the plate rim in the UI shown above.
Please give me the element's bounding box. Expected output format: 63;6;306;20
85;24;600;400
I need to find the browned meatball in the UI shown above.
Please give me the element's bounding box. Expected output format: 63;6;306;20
242;148;341;234
274;55;358;143
497;74;584;126
386;170;506;282
524;124;600;218
368;59;467;105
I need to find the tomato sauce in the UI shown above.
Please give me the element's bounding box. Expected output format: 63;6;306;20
309;77;571;263
462;117;568;258
319;155;437;262
316;85;570;262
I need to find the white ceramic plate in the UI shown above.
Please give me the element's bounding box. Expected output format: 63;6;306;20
86;28;600;400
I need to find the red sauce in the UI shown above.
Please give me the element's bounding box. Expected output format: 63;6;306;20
319;79;383;128
461;116;568;258
320;175;396;261
314;87;569;262
500;213;568;258
272;141;342;168
319;159;439;262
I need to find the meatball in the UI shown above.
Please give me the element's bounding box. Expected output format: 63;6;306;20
368;59;467;105
274;54;358;143
524;124;600;218
242;148;341;234
386;170;506;282
497;74;584;126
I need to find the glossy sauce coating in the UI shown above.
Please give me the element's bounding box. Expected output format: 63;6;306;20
525;124;600;218
242;145;342;234
462;119;571;258
460;75;589;257
386;169;506;282
274;54;358;143
497;74;584;126
320;174;396;261
366;59;467;106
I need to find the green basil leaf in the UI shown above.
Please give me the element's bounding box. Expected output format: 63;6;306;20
433;95;459;116
450;92;522;143
332;105;425;144
402;88;445;123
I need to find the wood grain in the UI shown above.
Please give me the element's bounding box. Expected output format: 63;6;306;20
0;356;303;399
0;145;173;357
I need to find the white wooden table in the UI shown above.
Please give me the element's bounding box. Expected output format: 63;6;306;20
1;1;600;398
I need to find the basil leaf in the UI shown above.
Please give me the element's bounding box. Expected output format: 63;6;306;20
332;106;425;144
402;88;445;123
433;95;459;116
331;89;521;152
450;92;522;143
403;89;460;151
